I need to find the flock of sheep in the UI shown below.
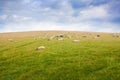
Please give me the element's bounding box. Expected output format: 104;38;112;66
36;34;80;50
7;33;119;51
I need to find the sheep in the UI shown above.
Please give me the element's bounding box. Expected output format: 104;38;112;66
36;46;45;50
8;39;14;42
48;35;55;41
72;40;80;43
48;34;71;40
48;38;53;41
58;38;64;41
116;35;119;37
112;33;119;38
96;34;100;37
82;35;87;38
59;34;64;37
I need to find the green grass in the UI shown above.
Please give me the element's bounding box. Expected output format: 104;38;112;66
0;31;120;80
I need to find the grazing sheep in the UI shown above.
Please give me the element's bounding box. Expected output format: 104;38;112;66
8;39;14;42
116;35;119;37
59;34;64;37
72;40;80;43
96;35;100;37
48;34;71;41
48;35;55;41
112;33;119;38
48;38;52;41
58;38;64;41
36;46;45;50
82;35;87;37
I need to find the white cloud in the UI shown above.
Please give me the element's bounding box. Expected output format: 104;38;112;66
0;14;32;21
12;14;32;21
79;5;109;20
0;0;120;33
1;19;119;33
23;0;32;3
0;15;8;20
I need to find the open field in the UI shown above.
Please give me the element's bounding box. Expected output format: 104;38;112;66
0;31;120;80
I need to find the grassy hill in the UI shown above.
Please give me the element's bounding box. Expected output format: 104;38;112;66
0;31;120;80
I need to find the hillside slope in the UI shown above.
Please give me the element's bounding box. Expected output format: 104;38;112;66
0;31;120;80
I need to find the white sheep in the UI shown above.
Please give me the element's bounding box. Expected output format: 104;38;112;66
58;38;64;41
72;40;80;43
36;46;45;50
8;39;14;42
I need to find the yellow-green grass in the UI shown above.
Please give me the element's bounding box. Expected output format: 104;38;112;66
0;31;120;80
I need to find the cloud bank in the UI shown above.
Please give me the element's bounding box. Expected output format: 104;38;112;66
0;0;120;32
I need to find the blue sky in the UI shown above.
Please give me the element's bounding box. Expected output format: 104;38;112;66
0;0;120;32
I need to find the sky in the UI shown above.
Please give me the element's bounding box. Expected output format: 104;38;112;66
0;0;120;32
